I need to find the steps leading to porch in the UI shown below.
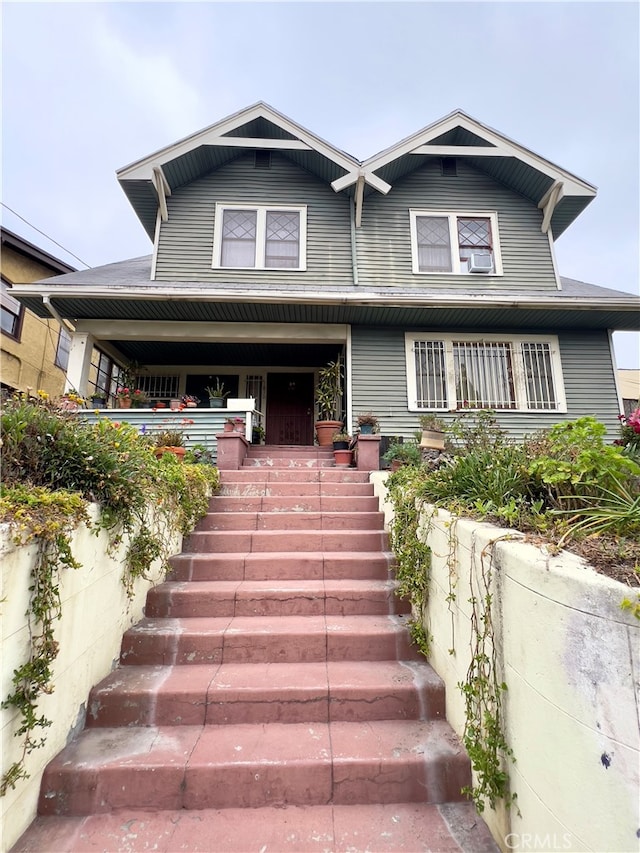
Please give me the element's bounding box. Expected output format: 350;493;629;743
11;445;497;852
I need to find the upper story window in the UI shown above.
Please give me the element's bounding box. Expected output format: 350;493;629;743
409;210;502;275
405;333;566;412
1;277;24;340
213;204;307;271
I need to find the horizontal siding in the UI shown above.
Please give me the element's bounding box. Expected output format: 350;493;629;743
155;151;353;285
356;159;557;291
350;326;621;442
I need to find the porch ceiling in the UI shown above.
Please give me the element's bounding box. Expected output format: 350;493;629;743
112;340;341;367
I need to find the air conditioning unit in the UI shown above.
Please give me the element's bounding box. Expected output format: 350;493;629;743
468;253;493;273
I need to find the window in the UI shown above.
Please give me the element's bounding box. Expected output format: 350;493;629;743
55;327;71;370
1;277;24;340
409;210;502;275
213;204;307;270
405;333;565;412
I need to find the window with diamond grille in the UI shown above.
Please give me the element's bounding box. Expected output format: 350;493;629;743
406;334;564;412
214;204;306;270
221;209;257;268
457;218;492;268
265;211;299;268
416;217;452;272
410;211;500;275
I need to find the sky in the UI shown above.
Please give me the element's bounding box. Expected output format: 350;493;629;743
2;0;639;368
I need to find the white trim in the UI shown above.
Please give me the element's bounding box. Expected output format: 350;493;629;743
404;331;567;413
74;320;349;343
363;110;597;199
117;102;359;182
212;203;307;271
608;330;624;414
203;137;312;151
546;228;562;290
150;209;161;281
151;166;171;222
346;325;353;431
330;170;392;195
409;144;509;157
409;209;503;276
539;181;564;234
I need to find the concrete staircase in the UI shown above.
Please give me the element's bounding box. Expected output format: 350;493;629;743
11;445;497;852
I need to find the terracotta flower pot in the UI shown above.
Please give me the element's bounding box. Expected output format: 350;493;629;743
118;398;132;409
333;449;353;467
315;420;343;447
154;446;186;460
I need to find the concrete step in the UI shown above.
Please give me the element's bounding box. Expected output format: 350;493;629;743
87;660;444;727
209;494;381;512
183;529;389;553
11;802;499;852
38;720;471;814
193;510;385;532
167;551;396;582
219;468;371;483
243;457;337;468
247;446;334;458
120;614;420;666
218;480;375;497
145;579;410;618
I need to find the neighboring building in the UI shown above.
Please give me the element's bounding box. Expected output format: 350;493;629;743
1;228;75;397
11;104;640;442
618;369;640;416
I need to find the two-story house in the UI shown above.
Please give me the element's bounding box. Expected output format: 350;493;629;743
11;103;639;444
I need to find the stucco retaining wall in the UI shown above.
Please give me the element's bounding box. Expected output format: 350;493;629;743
371;472;640;853
0;506;181;852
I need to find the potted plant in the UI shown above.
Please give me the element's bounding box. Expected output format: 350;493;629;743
205;379;229;408
182;394;200;408
332;431;351;450
131;389;150;408
252;423;265;444
383;441;422;472
356;412;379;435
223;417;235;433
314;356;344;446
418;414;446;450
116;387;132;408
333;447;354;467
90;390;107;408
153;428;186;460
59;389;85;411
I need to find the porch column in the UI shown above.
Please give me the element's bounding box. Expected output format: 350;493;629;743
65;332;94;395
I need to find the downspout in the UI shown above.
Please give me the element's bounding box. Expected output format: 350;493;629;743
42;295;74;333
350;196;359;286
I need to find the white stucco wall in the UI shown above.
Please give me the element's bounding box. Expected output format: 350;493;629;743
0;506;181;853
371;472;640;853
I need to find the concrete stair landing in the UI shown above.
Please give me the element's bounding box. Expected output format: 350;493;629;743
11;445;497;852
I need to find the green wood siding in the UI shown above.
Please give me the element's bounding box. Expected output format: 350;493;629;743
350;326;621;441
356;159;558;291
155;152;353;285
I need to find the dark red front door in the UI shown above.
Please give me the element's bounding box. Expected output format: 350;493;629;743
266;373;314;445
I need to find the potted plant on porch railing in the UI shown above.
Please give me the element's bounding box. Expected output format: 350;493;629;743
205;380;229;408
314;356;344;446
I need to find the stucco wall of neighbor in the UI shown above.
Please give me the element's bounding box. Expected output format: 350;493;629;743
0;505;182;852
1;246;67;397
370;472;640;853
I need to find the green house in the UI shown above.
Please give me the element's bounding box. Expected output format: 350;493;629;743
13;103;639;445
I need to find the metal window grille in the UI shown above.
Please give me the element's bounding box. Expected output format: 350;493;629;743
453;341;516;409
135;375;180;399
521;342;557;409
244;374;264;413
414;340;447;407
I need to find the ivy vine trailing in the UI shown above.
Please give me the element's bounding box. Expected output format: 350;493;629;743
459;539;518;814
384;462;517;815
0;393;219;795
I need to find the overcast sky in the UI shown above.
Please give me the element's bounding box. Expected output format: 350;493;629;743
2;1;638;367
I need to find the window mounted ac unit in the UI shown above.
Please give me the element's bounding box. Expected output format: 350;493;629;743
468;253;493;273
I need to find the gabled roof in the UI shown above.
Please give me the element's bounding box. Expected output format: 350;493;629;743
1;228;76;275
338;110;596;238
117;104;598;241
117;102;360;238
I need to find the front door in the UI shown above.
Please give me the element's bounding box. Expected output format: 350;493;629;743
266;373;314;445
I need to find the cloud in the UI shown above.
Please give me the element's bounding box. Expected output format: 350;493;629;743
91;9;203;145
